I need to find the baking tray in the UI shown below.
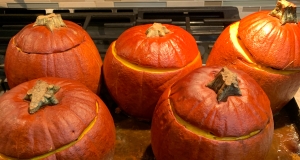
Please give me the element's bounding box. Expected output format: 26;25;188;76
101;85;300;160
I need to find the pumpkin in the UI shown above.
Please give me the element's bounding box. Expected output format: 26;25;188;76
103;23;202;120
0;77;115;160
206;0;300;113
151;66;274;160
5;13;102;94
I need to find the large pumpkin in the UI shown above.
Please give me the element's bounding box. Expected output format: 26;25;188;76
5;13;102;94
103;23;202;120
0;77;115;160
206;0;300;113
151;66;274;160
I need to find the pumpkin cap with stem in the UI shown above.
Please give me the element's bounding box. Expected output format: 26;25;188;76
24;80;60;114
269;0;297;25
145;23;173;38
206;67;242;102
33;13;67;32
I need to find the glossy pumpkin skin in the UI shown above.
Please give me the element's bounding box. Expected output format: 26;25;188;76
206;11;300;113
0;77;115;160
5;20;103;94
103;23;202;120
151;66;274;160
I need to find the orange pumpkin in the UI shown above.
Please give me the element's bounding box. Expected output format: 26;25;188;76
206;0;300;113
0;77;115;160
151;66;274;160
5;13;102;94
103;23;202;120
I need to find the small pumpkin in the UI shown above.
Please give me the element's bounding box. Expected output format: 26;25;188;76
206;0;300;113
5;13;103;94
151;66;274;160
0;77;115;160
103;23;202;120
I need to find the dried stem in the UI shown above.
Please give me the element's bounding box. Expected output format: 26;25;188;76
145;23;172;37
206;67;242;102
269;0;297;25
24;80;60;114
33;13;67;31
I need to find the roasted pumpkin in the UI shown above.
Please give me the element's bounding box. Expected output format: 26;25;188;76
151;66;274;160
5;13;103;94
0;77;115;160
103;23;202;120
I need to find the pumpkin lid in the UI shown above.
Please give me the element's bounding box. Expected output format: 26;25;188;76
238;0;300;70
169;66;272;138
0;77;101;159
13;14;86;54
114;23;200;68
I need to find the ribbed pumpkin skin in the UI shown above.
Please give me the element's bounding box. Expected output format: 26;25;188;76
238;11;300;70
5;20;102;94
206;11;300;113
0;77;115;160
103;24;202;120
151;66;274;160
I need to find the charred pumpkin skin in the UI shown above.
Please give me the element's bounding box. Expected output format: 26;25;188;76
0;77;115;160
206;20;300;113
151;66;274;160
103;23;202;120
5;19;102;94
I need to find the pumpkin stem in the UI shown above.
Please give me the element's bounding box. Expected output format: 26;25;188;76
24;80;60;114
206;67;242;102
269;0;297;25
145;23;172;38
33;13;67;32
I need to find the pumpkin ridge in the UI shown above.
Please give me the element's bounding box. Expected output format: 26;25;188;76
263;22;280;57
135;38;148;64
168;38;185;66
229;100;243;135
159;109;176;158
235;96;267;127
253;20;278;58
112;41;201;72
72;47;85;81
0;101;99;160
291;25;300;63
287;25;298;64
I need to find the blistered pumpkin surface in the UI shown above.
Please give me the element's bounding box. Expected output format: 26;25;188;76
151;67;274;160
169;66;272;137
0;78;114;159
